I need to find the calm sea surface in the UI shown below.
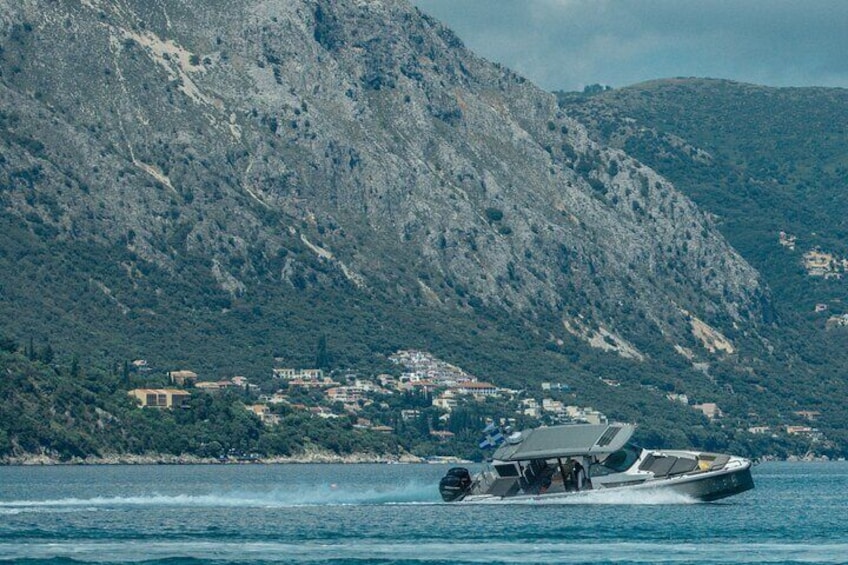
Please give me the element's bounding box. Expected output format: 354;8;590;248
1;461;846;564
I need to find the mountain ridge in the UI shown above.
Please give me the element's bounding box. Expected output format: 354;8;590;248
4;1;844;457
1;0;767;354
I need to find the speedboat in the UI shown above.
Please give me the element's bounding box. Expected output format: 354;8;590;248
438;422;754;503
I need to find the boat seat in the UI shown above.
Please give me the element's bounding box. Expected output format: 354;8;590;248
707;454;730;470
644;456;677;478
639;454;656;471
487;477;520;497
668;457;698;476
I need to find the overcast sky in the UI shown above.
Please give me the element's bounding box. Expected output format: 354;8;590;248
410;0;848;92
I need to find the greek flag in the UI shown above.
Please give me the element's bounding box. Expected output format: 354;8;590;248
479;423;505;449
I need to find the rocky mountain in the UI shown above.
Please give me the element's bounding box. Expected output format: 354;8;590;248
558;79;848;446
5;0;839;453
558;79;848;316
0;0;767;355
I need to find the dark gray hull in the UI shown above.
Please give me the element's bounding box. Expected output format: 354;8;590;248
662;464;755;502
458;461;754;503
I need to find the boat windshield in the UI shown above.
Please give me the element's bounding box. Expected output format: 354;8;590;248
590;443;642;476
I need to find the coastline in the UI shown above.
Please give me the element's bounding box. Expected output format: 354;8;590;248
4;453;837;466
0;450;428;466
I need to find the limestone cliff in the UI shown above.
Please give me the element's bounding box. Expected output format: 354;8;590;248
0;0;767;364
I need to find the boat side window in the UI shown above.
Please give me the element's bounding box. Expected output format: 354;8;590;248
590;444;642;476
494;463;520;477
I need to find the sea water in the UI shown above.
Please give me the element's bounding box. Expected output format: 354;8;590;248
0;461;846;564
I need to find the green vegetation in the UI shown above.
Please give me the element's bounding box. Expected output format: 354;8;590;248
0;347;398;461
557;79;848;456
1;324;840;462
2;190;844;460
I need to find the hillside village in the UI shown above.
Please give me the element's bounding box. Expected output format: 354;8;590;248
778;233;848;328
128;350;608;445
125;349;827;458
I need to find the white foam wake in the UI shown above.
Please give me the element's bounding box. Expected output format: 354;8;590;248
0;480;442;512
468;487;697;505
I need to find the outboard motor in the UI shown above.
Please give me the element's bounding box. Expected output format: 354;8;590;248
439;467;472;502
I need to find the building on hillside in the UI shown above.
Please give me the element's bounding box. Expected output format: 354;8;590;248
400;409;421;421
542;398;565;414
786;425;815;436
402;379;439;395
450;381;498;398
168;370;198;386
563;405;607;424
432;392;458;412
579;410;606;425
430;430;455;442
129;388;191;409
232;376;259;391
194;380;236;392
246;404;280;426
354;417;372;429
377;374;398;389
794;410;821;421
779;231;797;250
263;392;289;404
287;377;339;389
520;398;541;418
273;368;325;381
351;378;389;394
803;250;842;278
666;393;690;405
325;386;367;404
827;314;848;328
693;403;722;420
390;349;476;386
309;406;339;419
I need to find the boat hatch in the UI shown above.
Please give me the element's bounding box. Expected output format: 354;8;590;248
638;454;699;478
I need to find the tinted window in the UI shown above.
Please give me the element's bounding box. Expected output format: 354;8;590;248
494;464;519;477
599;444;642;473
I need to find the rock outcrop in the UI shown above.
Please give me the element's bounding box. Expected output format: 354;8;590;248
0;0;768;364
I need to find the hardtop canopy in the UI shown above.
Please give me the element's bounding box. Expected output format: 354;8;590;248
492;423;635;462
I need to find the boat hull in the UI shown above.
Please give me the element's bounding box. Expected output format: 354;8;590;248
457;460;754;504
660;462;754;502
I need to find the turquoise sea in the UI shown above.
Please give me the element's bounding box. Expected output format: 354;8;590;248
0;461;846;564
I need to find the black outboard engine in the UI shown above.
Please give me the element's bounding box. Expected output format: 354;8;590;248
439;467;472;502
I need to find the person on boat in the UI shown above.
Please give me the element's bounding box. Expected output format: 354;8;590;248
560;459;576;492
537;465;555;494
573;460;586;491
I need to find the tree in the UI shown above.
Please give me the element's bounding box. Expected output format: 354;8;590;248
40;343;54;364
0;335;17;353
315;334;331;369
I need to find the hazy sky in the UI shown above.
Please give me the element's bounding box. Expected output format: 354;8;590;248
410;0;848;92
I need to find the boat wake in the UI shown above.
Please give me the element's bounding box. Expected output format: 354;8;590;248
0;481;442;513
0;482;696;515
